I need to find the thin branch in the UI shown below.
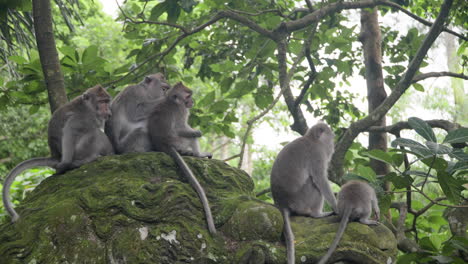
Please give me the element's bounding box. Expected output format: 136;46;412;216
280;0;466;41
411;183;468;208
412;71;468;83
224;154;240;162
367;119;462;134
225;7;284;17
413;197;447;216
256;187;271;197
380;1;467;41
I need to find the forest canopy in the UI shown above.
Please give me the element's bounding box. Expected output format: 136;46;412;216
0;0;467;263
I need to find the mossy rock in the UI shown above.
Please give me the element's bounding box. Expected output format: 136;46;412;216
0;152;397;263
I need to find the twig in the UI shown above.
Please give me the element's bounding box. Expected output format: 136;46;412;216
256;187;271;197
412;71;468;83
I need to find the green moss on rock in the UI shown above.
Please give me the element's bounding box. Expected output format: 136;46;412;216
0;152;398;263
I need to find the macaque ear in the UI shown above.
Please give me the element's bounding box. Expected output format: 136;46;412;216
144;76;152;83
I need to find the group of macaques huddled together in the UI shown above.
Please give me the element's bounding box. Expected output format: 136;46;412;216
2;73;380;264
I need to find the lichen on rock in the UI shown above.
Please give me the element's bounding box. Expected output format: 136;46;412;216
0;152;397;263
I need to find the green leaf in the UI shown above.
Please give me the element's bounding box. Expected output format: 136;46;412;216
220;77;234;94
425;141;452;155
385;172;413;189
150;2;169;21
254;85;273;109
82;45;98;65
167;1;181;23
356;164;376;182
198;91;215;107
227;80;254;99
209;101;230;113
391;153;404;167
443;128;468;144
422;157;448;172
361;149;394;166
408;117;436;142
412;83;425;92
29;105;39;114
391;138;432;157
437;171;463;203
8;55;27;64
179;0;197;12
449;149;468;161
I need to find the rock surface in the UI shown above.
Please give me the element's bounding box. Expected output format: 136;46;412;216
0;152;397;263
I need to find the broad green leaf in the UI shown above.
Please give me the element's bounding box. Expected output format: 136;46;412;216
227;80;254;99
422;157;448;171
29;105;39;114
150;2;169;21
391;153;404;167
426;141;452;155
448;161;468;174
167;1;181;23
391;138;432;157
385;172;413;189
421;157;448;171
59;46;78;63
443;128;468;144
209;101;230;113
198;91;215;107
223;112;238;123
449;149;468;161
8;55;27;64
254;85;273;109
437;171;463;203
220;77;234;94
82;45;99;65
356;164;376;182
361;149;394;166
408;117;436;142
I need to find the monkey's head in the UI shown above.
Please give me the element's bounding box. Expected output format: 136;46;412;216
82;85;112;121
143;73;171;95
306;122;335;144
168;82;194;108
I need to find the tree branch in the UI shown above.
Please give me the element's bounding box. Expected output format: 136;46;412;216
330;0;454;183
280;0;466;41
412;71;468;83
367;119;462;135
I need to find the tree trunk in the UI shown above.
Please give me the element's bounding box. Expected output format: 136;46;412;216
33;0;68;113
359;8;390;180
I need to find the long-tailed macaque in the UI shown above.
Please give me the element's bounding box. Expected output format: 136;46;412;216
270;122;337;264
317;180;380;264
148;82;215;234
105;73;170;154
3;85;114;222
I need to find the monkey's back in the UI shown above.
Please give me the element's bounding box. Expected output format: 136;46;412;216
270;136;328;209
47;97;97;159
147;100;180;151
337;181;375;220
